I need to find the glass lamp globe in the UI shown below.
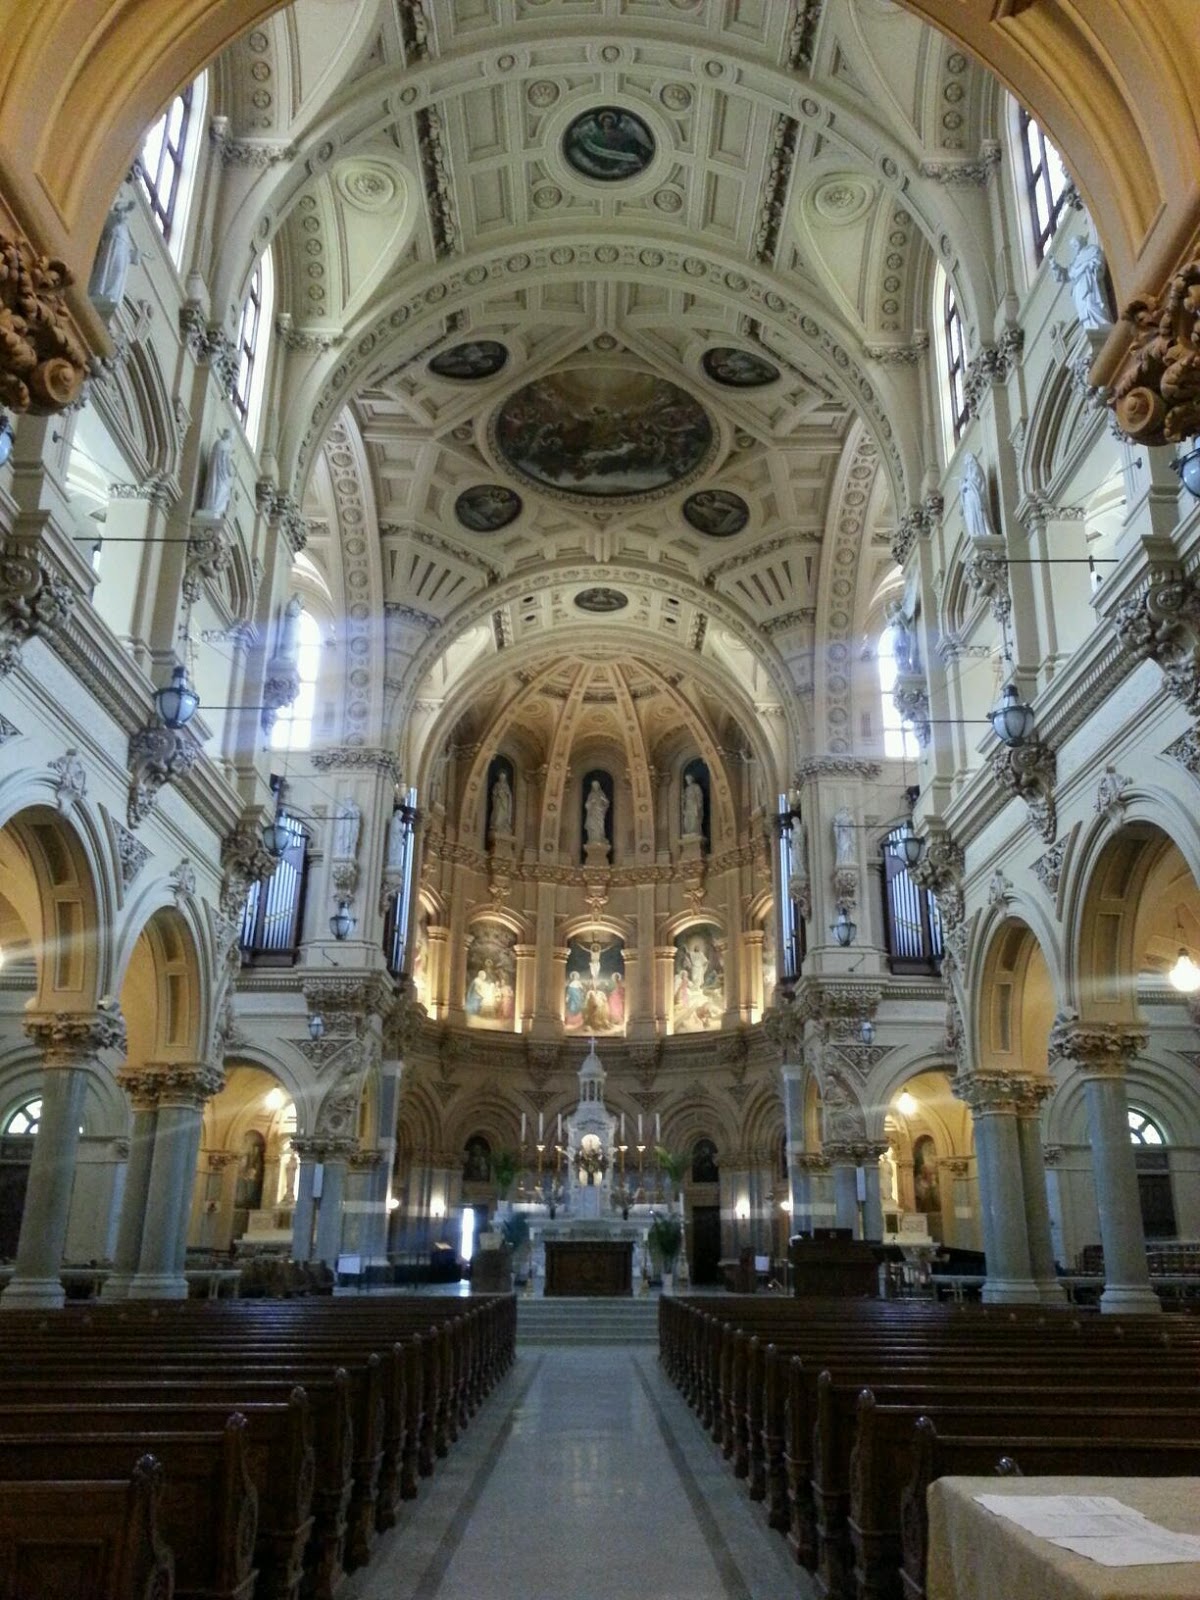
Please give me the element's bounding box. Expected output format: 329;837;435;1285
859;1018;876;1045
261;810;291;858
330;899;356;941
1168;948;1200;993
1172;442;1200;499
989;683;1036;747
831;906;857;947
0;414;14;469
893;829;925;869
307;1012;325;1040
154;663;200;729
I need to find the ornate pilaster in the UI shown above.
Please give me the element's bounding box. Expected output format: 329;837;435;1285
0;234;90;412
1110;568;1200;716
992;740;1058;842
126;720;201;827
1108;261;1200;445
0;537;76;676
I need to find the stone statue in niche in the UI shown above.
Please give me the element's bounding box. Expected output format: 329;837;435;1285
279;593;304;662
333;798;361;861
198;427;235;519
959;452;996;542
832;807;855;867
1051;233;1112;331
681;772;704;837
584;779;609;844
386;808;407;870
788;815;808;878
88;199;139;317
489;769;513;836
885;595;916;674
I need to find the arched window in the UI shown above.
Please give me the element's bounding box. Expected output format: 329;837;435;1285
877;627;919;760
232;251;275;445
1128;1108;1175;1240
1018;107;1070;263
136;75;208;265
270;605;322;752
941;271;968;446
1128;1108;1165;1146
1;1098;41;1135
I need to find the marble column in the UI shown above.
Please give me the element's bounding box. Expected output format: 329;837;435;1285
955;1072;1040;1304
824;1145;861;1237
856;1142;889;1241
780;1064;806;1222
2;1010;127;1310
314;1140;356;1266
938;1157;972;1251
1014;1080;1067;1306
128;1063;223;1299
101;1079;160;1301
1051;1022;1159;1314
291;1142;320;1262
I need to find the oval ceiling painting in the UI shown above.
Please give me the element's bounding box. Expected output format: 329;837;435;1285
455;484;523;532
682;489;750;537
494;368;714;501
701;346;780;388
429;340;509;380
574;587;629;614
563;108;655;182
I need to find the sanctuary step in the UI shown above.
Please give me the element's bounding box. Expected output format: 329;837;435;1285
516;1295;660;1345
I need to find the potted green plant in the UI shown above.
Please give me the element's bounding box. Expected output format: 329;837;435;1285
647;1211;683;1290
656;1145;687;1197
492;1149;519;1212
498;1210;531;1289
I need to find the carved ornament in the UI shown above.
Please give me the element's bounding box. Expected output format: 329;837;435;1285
1046;1012;1146;1078
762;998;806;1059
0;538;76;676
126;721;201;827
0;234;89;411
183;522;233;604
892;674;931;748
1094;764;1133;826
219;817;278;919
1110;570;1200;716
25;1008;127;1064
1165;728;1200;781
1032;838;1066;897
992;739;1057;842
1109;260;1200;445
954;1069;1052;1116
383;991;428;1059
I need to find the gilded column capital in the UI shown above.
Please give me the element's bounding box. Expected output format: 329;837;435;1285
1046;1013;1146;1078
24;1008;127;1065
118;1060;223;1109
0;234;89;413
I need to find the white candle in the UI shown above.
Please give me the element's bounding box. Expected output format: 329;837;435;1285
520;1111;527;1143
557;1113;562;1140
655;1113;661;1142
638;1113;643;1142
538;1111;544;1141
620;1111;625;1140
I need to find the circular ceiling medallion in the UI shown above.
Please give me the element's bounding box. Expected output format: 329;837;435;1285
574;588;629;613
455;484;523;532
682;489;750;537
493;368;714;502
563;107;655;182
335;160;402;213
810;174;877;226
429;340;509;380
701;347;780;388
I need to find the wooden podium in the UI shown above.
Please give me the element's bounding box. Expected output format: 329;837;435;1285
544;1239;633;1297
788;1233;880;1298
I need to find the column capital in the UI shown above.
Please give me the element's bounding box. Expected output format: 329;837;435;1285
291;1135;358;1163
1047;1015;1147;1078
206;1151;238;1172
24;1008;127;1065
939;1157;970;1176
793;1152;829;1174
349;1148;385;1171
762;997;806;1059
118;1060;223;1109
954;1070;1050;1115
821;1140;863;1165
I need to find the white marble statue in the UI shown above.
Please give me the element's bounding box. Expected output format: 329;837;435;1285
833;806;855;867
681;772;704;836
489;769;513;836
279;593;304;661
198;427;235;519
960;452;996;542
788;815;808;878
584;778;609;844
89;199;138;315
885;596;916;675
386;807;407;870
333;798;361;861
1051;233;1112;331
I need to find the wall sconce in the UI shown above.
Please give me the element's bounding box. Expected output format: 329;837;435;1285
897;1090;918;1117
1172;439;1200;499
734;1197;751;1221
0;412;13;469
859;1018;876;1045
891;824;925;870
307;1013;325;1040
831;905;857;947
989;682;1037;747
431;1198;446;1219
329;900;356;941
779;1197;792;1213
261;800;292;858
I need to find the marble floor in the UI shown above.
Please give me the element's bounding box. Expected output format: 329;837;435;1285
342;1346;813;1600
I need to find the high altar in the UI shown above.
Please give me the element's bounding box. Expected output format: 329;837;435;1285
516;1038;681;1294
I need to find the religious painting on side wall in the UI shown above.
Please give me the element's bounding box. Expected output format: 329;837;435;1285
913;1135;941;1214
672;924;725;1032
463;919;517;1028
564;933;626;1035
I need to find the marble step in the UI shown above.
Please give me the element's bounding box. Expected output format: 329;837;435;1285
516;1296;661;1343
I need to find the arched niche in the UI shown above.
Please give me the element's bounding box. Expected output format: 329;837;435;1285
196;1062;297;1250
0;807;102;1010
977;917;1056;1073
118;905;202;1068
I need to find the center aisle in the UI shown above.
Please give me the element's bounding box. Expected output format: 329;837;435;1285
343;1345;810;1600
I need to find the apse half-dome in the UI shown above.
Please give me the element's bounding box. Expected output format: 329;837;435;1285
492;368;714;503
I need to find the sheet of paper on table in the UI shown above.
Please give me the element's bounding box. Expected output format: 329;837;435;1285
974;1494;1200;1569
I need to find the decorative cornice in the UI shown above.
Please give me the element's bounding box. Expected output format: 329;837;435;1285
0;233;89;412
416;105;458;257
208;117;295;168
290;1135;360;1162
274;315;344;354
918;142;1002;186
109;473;177;512
792;757;881;782
863;335;929;365
312;747;404;784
